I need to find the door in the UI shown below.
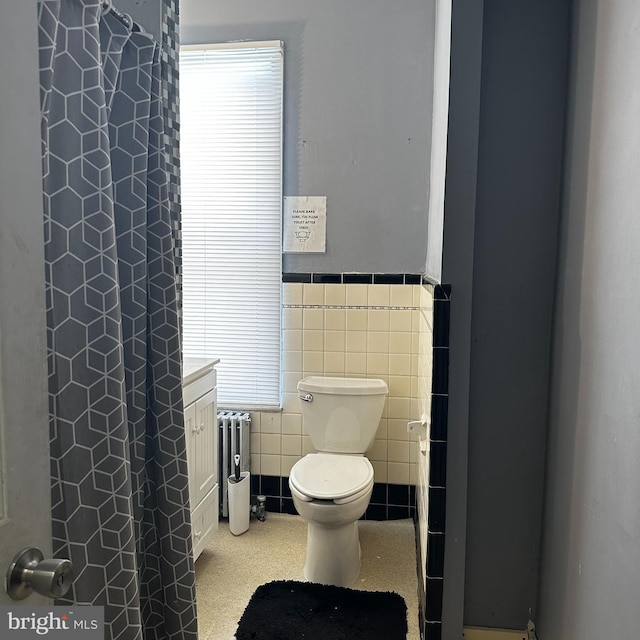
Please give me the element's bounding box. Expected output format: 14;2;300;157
0;0;53;605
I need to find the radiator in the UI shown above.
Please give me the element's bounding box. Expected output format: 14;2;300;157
218;411;251;517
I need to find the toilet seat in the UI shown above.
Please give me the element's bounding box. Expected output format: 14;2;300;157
289;453;374;504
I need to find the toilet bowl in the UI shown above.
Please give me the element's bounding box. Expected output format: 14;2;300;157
288;376;388;587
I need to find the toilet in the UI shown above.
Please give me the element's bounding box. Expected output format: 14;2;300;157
289;376;388;586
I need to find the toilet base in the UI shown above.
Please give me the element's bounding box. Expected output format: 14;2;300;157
303;520;361;587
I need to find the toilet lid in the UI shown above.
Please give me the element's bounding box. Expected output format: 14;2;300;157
289;453;374;501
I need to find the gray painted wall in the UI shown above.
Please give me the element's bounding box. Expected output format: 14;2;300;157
443;0;571;632
439;0;484;637
180;0;434;274
537;1;640;638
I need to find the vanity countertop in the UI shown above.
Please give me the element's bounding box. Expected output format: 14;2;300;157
182;357;220;386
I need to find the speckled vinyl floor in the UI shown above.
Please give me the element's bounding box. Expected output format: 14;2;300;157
194;512;420;640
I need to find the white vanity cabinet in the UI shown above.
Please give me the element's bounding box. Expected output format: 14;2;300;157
183;358;220;560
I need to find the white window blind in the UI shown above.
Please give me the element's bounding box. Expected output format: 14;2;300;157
180;42;283;409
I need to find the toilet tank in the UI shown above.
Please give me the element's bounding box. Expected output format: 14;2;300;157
297;376;388;454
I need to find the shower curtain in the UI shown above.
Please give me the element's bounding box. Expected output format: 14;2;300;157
38;2;197;639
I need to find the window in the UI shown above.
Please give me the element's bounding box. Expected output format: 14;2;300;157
180;42;283;408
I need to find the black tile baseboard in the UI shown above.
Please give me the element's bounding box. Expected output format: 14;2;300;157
251;476;417;521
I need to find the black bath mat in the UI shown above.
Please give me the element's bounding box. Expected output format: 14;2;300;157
235;579;408;640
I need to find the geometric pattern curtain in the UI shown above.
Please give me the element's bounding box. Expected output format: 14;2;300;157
38;2;197;639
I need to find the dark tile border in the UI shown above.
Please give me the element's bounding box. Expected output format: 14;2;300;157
430;395;449;441
312;273;341;283
343;273;373;284
416;282;451;639
425;578;444;620
429;442;447;488
432;348;450;395
428;488;446;533
425;622;443;640
282;273;312;283
250;476;417;521
427;533;446;577
373;273;404;285
282;273;424;285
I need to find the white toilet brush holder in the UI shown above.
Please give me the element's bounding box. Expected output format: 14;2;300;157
227;471;250;535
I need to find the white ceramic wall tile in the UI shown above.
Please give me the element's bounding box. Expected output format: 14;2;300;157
411;375;419;399
324;284;346;306
371;460;388;483
388;440;410;463
390;285;414;307
420;285;434;318
412;309;421;332
388;375;411;397
412;332;420;354
409;443;421;465
249;411;261;431
303;308;324;330
367;284;390;306
367;331;390;353
281;456;298;477
281;434;302;456
346;309;368;331
282;412;302;435
368;309;390;332
345;284;368;306
282;307;302;330
325;330;345;352
324;351;345;374
388;462;410;485
390;309;413;332
413;285;424;307
409;462;420;486
283;372;301;394
260;412;282;434
282;392;299;414
345;352;367;375
410;397;422;420
417;283;434;559
366;353;389;375
389;397;411;420
268;281;435;488
346;331;367;353
283;329;302;351
389;332;412;355
260;454;280;476
389;353;411;376
303;283;324;305
303;329;324;351
324;309;346;331
367;438;388;461
283;282;303;305
302;351;323;374
261;433;281;455
388;418;410;441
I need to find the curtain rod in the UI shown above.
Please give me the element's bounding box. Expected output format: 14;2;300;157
101;0;143;33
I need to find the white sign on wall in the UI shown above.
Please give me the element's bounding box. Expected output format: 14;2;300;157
283;196;327;253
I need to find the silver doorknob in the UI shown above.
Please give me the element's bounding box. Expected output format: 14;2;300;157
6;547;73;600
